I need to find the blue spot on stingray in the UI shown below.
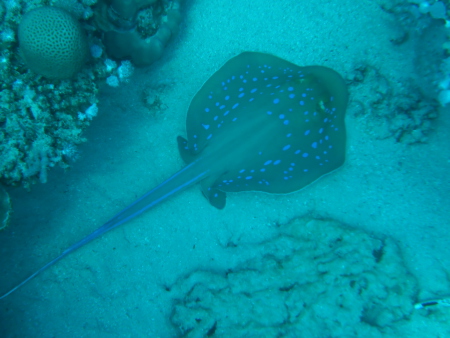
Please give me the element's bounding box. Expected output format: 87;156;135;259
304;130;310;136
273;98;280;104
264;160;272;165
283;145;291;151
274;160;281;165
302;153;309;157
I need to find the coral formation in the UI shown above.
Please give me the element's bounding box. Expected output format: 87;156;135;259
18;6;89;79
0;0;183;189
110;0;158;20
347;0;450;144
376;0;450;108
95;0;182;66
0;1;106;188
0;0;183;188
348;65;438;144
169;217;418;337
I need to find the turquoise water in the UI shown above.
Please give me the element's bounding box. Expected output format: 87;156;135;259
1;0;450;336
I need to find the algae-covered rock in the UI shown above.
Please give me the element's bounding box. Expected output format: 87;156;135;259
0;186;11;230
95;0;182;66
169;217;418;337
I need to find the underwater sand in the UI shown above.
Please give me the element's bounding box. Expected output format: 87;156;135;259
1;0;450;336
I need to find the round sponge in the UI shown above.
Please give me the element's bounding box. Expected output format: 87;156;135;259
18;6;88;79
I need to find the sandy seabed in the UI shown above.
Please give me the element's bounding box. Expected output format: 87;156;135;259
1;0;449;336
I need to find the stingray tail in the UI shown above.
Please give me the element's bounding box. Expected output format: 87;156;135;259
0;160;210;300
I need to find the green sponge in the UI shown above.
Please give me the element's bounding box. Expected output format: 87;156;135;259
18;6;88;79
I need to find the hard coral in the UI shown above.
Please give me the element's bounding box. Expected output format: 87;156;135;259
18;6;88;79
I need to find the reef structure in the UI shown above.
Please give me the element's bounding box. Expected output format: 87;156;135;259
0;0;183;189
169;217;418;337
94;0;183;66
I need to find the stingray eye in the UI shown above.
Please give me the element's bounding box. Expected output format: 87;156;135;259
319;100;326;112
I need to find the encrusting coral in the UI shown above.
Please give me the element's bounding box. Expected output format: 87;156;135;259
169;217;418;337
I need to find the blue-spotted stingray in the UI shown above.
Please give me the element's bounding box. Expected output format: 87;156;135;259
0;52;348;299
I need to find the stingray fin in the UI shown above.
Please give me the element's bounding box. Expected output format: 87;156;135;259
177;136;196;164
200;180;226;209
